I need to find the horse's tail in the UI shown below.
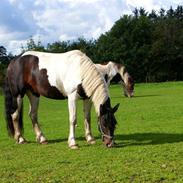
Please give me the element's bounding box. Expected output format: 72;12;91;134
4;76;23;137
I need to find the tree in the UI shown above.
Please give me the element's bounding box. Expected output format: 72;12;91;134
47;41;68;53
67;37;97;60
22;37;45;52
0;46;13;87
0;46;7;57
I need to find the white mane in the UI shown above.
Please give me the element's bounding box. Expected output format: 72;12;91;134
80;54;109;115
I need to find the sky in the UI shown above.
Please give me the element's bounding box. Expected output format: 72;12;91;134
0;0;182;54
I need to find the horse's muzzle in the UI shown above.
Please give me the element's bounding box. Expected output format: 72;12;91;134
125;91;134;98
103;137;114;148
106;140;115;148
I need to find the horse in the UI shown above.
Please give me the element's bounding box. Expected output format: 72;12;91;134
95;61;134;97
4;50;119;149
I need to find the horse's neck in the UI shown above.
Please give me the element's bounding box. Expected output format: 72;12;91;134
109;62;130;84
96;64;108;74
118;65;129;83
80;60;109;116
91;82;109;115
105;62;118;81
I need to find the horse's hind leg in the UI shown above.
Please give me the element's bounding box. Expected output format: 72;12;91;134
83;99;95;144
11;95;26;144
26;91;47;144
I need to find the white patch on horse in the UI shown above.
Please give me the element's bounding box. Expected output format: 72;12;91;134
23;50;109;113
23;50;82;96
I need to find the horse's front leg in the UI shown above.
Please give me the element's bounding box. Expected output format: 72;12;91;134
68;92;78;149
83;99;95;144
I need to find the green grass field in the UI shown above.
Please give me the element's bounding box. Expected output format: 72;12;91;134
0;82;183;183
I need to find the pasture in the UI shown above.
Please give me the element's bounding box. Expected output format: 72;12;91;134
0;82;183;183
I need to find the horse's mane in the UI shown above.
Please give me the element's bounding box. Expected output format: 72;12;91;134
80;53;109;115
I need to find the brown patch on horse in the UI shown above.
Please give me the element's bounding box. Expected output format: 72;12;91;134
77;84;88;99
24;55;67;99
114;62;127;75
7;58;26;97
127;76;134;91
114;62;122;70
8;55;66;99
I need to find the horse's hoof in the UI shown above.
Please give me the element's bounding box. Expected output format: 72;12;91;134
37;135;48;144
69;144;79;149
87;139;96;145
17;137;26;144
40;140;48;145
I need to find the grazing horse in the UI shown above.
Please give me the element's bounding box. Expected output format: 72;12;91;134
95;61;134;97
4;50;119;149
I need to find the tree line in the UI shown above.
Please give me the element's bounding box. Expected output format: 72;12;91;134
1;6;183;86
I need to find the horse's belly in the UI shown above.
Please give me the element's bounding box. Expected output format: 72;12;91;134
40;86;67;100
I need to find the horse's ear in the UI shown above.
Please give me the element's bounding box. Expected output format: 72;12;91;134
112;103;120;113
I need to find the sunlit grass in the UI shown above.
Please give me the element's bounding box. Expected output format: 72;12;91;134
0;82;183;182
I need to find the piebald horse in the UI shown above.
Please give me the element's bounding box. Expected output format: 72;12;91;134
95;62;134;97
4;50;119;149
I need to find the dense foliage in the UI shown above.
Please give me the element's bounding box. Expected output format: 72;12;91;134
0;46;13;87
1;6;183;84
95;6;183;82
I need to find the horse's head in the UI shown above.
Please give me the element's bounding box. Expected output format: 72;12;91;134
123;75;134;97
98;99;119;147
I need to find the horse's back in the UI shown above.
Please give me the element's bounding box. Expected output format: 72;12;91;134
7;50;86;98
22;50;84;65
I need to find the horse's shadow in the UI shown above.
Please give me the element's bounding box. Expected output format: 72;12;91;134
47;136;101;144
27;136;101;144
27;133;183;148
47;138;68;144
115;133;183;148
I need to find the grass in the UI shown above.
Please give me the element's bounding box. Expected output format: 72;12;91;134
0;82;183;182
